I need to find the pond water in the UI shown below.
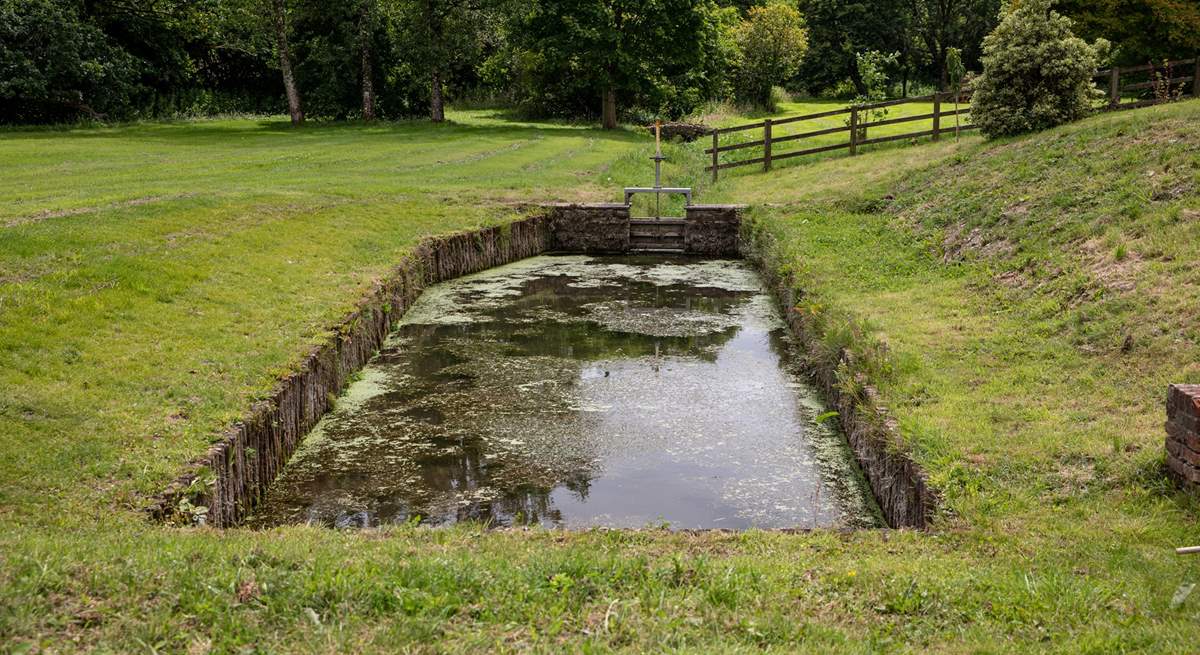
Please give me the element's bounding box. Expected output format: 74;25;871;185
248;255;879;530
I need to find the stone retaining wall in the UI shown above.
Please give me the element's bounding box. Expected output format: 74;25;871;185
740;218;937;530
546;203;631;253
1166;384;1200;488
685;205;743;256
545;202;743;256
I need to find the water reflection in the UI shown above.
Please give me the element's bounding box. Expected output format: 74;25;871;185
249;256;878;530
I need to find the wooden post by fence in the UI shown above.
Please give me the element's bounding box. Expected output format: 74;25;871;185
849;108;858;156
763;119;773;172
932;93;941;142
711;129;719;183
1194;55;1200;98
1110;67;1121;108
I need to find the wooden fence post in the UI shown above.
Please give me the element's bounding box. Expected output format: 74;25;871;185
1110;66;1121;108
849;107;858;156
932;93;941;142
763;119;773;172
711;129;719;184
1194;55;1200;98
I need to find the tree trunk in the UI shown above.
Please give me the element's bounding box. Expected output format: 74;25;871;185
359;0;375;121
270;0;303;125
937;47;948;91
601;86;617;129
430;68;445;122
849;66;867;97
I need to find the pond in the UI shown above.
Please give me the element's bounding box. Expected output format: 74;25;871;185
248;255;879;530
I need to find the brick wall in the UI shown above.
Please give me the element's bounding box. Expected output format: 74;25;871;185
1166;384;1200;487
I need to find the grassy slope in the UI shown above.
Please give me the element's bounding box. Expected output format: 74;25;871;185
2;102;1200;652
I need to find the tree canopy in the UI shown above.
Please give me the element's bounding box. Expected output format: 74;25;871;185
0;0;1193;125
733;3;808;108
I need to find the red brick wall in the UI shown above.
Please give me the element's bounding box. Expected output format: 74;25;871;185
1166;384;1200;486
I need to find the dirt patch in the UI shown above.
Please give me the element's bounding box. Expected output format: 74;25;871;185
941;222;1015;263
1079;238;1143;293
5;193;199;228
994;270;1029;289
1128;120;1200;148
1145;167;1195;203
1045;458;1097;502
1002;200;1031;220
0;271;38;285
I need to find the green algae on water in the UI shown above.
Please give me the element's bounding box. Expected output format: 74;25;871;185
249;255;881;530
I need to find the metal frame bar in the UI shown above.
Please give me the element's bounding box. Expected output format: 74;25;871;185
622;187;693;207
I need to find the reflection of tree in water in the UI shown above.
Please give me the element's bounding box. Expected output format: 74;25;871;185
253;257;776;529
312;440;596;528
404;434;595;527
390;270;755;365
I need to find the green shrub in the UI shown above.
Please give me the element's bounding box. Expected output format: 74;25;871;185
971;0;1109;138
851;50;897;122
733;3;808;110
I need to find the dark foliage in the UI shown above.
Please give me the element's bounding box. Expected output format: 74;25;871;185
0;0;1193;124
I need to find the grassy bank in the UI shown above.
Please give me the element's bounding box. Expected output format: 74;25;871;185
3;101;1200;652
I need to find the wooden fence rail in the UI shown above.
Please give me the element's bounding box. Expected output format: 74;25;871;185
706;91;975;180
707;56;1199;180
1097;56;1199;111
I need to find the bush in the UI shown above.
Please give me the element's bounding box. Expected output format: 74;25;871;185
971;0;1109;138
733;3;808;110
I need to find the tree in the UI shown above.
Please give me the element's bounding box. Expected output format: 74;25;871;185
853;49;897;104
733;3;808;108
945;45;966;136
845;50;897;140
970;0;1108;138
1059;0;1200;67
0;0;140;122
908;0;999;90
359;0;376;120
393;0;485;122
1;0;283;123
794;0;910;96
520;0;711;129
268;0;304;124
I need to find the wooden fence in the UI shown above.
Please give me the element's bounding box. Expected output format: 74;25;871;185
706;91;974;180
707;56;1199;180
1098;56;1199;111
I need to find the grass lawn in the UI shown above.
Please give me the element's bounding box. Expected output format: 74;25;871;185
3;101;1200;652
0;110;681;522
